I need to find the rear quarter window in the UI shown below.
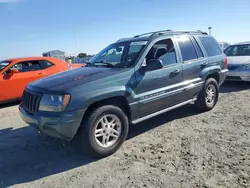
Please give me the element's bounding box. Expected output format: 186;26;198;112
39;60;54;69
198;36;222;57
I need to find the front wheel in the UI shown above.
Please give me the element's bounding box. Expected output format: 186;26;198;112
195;78;219;111
80;105;129;158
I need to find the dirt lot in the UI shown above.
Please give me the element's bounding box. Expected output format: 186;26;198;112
0;82;249;188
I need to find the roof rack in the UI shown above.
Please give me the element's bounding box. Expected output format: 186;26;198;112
134;29;207;38
116;38;132;42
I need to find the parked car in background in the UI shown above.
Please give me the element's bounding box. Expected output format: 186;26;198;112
224;41;250;81
19;30;228;157
219;42;230;50
0;57;83;104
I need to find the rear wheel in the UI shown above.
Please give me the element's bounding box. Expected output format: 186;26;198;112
195;77;219;111
80;105;129;158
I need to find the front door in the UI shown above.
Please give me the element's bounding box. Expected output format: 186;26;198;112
133;38;184;117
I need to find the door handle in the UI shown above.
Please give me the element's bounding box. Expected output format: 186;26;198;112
201;62;208;67
38;73;43;75
170;69;180;77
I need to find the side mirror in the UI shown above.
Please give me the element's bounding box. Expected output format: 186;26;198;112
116;47;123;52
5;68;19;76
145;59;163;71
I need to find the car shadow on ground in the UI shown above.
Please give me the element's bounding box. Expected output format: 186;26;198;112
0;104;200;187
0;100;21;109
220;81;250;93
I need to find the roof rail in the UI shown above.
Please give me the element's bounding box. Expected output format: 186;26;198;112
133;29;173;38
116;38;132;42
134;29;207;38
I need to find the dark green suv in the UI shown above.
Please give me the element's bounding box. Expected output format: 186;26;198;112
19;30;229;157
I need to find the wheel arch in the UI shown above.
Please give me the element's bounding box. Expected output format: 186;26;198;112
82;95;131;125
200;65;221;83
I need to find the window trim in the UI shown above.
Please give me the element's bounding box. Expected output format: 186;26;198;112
39;60;55;69
190;36;204;58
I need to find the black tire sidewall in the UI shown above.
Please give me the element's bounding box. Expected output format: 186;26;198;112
83;105;129;157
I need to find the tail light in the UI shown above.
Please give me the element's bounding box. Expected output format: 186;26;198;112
224;57;228;69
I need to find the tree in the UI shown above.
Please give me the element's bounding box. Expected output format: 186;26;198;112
77;53;88;58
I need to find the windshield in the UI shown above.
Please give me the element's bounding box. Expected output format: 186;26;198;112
224;44;250;56
89;41;148;68
0;61;10;71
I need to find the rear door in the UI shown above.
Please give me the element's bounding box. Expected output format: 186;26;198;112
1;60;44;101
197;36;224;68
175;35;207;100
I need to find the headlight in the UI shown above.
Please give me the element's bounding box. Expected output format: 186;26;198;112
39;94;71;112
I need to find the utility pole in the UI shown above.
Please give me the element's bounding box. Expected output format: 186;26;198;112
208;26;212;35
73;28;77;57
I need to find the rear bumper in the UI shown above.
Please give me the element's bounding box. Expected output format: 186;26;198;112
219;69;229;85
19;105;86;141
226;70;250;81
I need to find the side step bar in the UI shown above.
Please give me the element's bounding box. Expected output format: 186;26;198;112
131;98;197;124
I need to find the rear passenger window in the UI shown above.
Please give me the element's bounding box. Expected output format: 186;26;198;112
39;60;54;69
191;37;204;58
176;36;198;62
198;36;222;57
22;61;42;72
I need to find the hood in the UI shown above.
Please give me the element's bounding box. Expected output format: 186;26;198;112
28;67;129;92
70;63;85;68
227;56;250;65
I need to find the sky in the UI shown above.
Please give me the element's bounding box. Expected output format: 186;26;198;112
0;0;250;59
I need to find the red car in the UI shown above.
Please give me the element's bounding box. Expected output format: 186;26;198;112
0;57;83;104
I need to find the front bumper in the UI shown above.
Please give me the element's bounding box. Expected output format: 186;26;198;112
219;69;229;85
19;105;86;141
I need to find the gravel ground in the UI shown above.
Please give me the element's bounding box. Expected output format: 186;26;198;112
0;82;249;188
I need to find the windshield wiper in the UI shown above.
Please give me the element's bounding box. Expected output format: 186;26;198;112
93;61;116;68
84;62;97;67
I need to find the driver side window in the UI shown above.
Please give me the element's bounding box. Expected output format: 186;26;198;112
10;63;23;72
9;61;42;73
145;39;177;67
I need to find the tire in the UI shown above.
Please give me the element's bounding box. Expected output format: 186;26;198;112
195;77;219;111
79;105;129;158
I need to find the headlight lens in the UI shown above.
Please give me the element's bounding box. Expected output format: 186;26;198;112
39;94;71;112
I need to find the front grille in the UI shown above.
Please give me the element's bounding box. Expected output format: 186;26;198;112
22;90;42;114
